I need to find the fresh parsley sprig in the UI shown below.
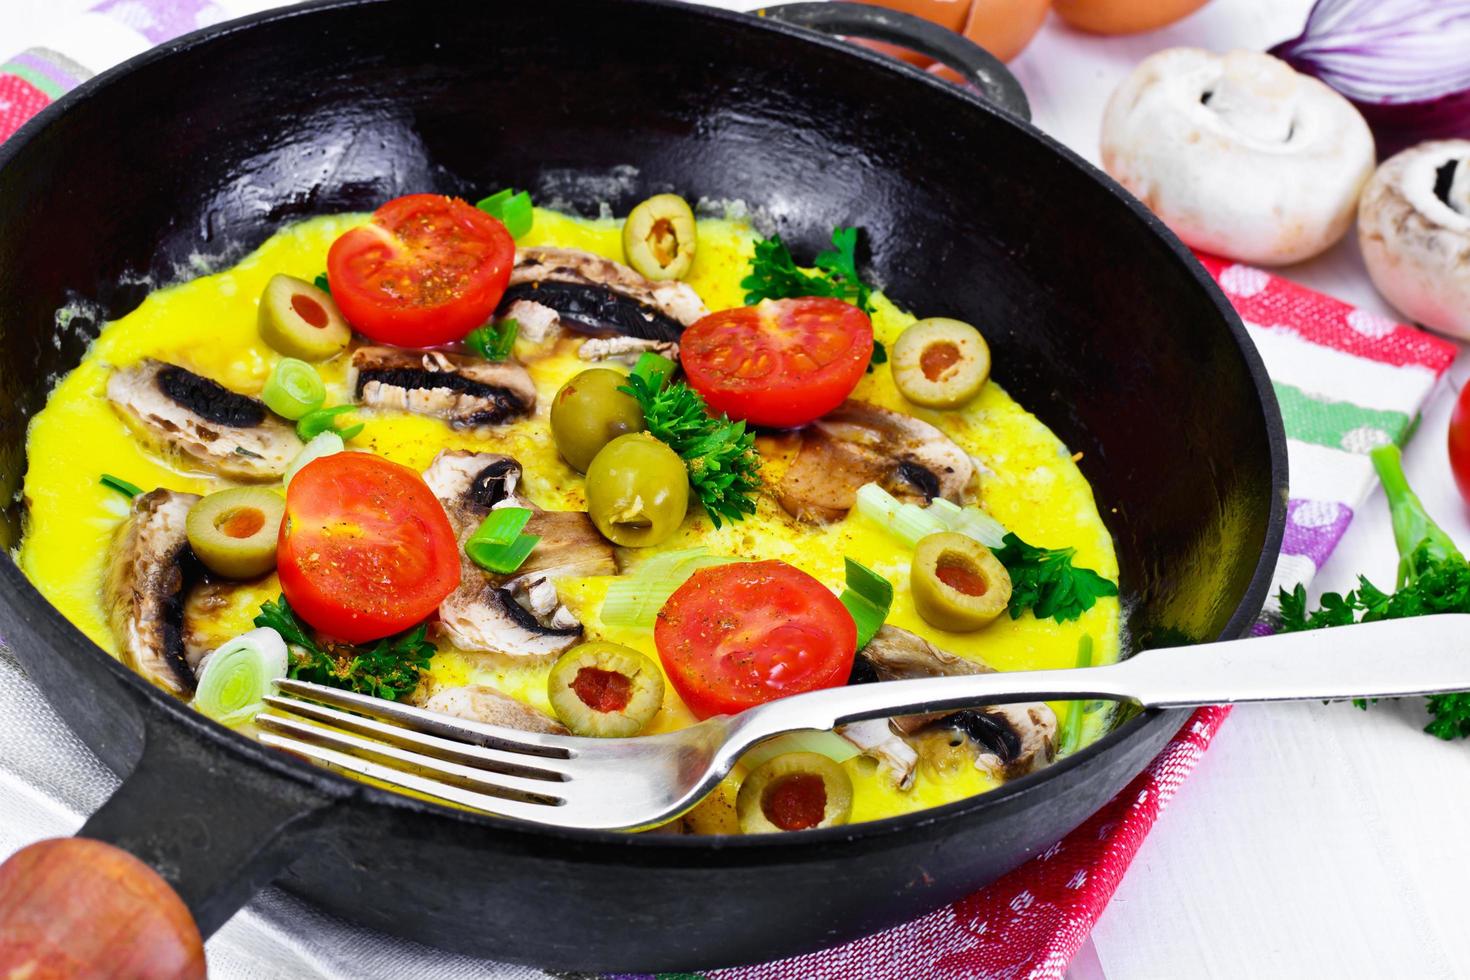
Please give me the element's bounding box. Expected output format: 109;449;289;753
1277;444;1470;738
254;594;435;701
741;226;874;313
994;533;1120;623
620;357;761;529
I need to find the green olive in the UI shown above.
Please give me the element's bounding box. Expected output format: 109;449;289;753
622;194;697;281
891;318;991;409
547;641;665;737
584;433;689;547
186;487;285;579
258;274;351;362
550;368;647;473
910;531;1011;632
736;752;853;834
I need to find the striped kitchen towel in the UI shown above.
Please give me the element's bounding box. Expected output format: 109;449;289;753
0;4;1460;979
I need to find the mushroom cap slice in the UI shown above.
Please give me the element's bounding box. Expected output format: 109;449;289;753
1358;139;1470;339
1101;48;1375;265
349;347;536;429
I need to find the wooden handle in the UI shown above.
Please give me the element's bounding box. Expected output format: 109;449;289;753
0;838;205;979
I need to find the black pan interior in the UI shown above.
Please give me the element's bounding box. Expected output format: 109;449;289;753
0;0;1285;968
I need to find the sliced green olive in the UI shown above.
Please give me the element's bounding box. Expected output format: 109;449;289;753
186;487;285;579
736;752;853;834
550;368;647;473
622;194;697;281
910;531;1011;632
547;641;665;737
258;274;351;362
891;318;991;409
584;433;689;547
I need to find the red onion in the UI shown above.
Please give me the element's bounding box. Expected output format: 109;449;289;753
1270;0;1470;156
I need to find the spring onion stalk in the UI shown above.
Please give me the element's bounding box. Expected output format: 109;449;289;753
191;627;289;727
464;319;519;361
1372;444;1462;588
1058;634;1094;756
476;188;534;238
466;507;540;574
100;473;144;499
284;431;345;487
296;404;363;441
740;730;861;771
854;483;1008;549
600;547;741;629
838;558;893;650
262;357;327;421
632;350;677;389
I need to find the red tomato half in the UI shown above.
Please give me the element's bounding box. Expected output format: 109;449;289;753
654;561;856;718
680;297;873;428
326;194;515;347
1450;383;1470;504
278;452;460;643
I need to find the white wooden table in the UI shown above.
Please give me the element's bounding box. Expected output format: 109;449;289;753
10;1;1470;977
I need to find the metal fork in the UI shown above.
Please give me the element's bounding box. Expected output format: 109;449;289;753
256;615;1470;831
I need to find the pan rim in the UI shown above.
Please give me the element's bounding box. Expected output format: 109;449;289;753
0;0;1288;855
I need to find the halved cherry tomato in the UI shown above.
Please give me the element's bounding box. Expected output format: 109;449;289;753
654;560;856;718
680;298;873;428
278;452;460;643
325;194;515;347
1449;383;1470;504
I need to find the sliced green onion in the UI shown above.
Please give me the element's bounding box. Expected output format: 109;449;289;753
466;507;539;574
631;350;677;390
100;473;144;499
313;272;331;295
476;188;534;239
262;358;326;421
464;319;519;361
601;547;741;629
838;557;893;650
1058;634;1094;756
853;483;1008;550
740;729;861;771
192;627;289;727
284;431;344;487
297;404;360;441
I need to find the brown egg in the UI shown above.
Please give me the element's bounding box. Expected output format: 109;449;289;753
922;0;1052;80
1053;0;1212;35
844;0;973;68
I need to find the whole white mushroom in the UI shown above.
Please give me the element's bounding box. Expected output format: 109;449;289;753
1358;140;1470;339
1100;48;1376;265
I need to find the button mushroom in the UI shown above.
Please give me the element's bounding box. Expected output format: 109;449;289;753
1101;48;1375;265
349;347;536;429
1358;140;1470;339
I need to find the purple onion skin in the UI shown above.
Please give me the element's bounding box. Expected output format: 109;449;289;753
1355;90;1470;158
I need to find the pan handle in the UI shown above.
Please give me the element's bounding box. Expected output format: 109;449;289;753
754;1;1031;121
0;710;341;972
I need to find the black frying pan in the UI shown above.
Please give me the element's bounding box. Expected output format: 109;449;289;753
0;0;1286;971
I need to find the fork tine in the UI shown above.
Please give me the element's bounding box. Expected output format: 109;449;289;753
257;732;570;824
255;711;568;804
273;678;573;758
260;695;570;782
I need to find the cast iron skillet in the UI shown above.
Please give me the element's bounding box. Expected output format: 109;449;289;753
0;0;1286;970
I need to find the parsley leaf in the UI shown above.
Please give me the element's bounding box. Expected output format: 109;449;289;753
994;532;1119;623
313;272;331;295
254;594;434;701
464;319;519;361
867;340;888;374
1275;445;1470;738
741;227;875;313
620;370;761;528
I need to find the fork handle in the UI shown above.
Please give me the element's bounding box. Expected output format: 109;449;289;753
738;615;1470;736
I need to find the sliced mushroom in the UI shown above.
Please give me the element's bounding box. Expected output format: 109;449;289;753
837;718;920;790
861;625;1057;780
1100;48;1374;265
577;336;680;365
1358;140;1470;339
417;684;567;735
499;247;707;343
107;360;303;481
349;347;536;428
424;450;615;658
777;400;974;523
103;488;203;696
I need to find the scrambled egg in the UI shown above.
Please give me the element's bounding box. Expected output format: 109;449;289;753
18;209;1120;825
